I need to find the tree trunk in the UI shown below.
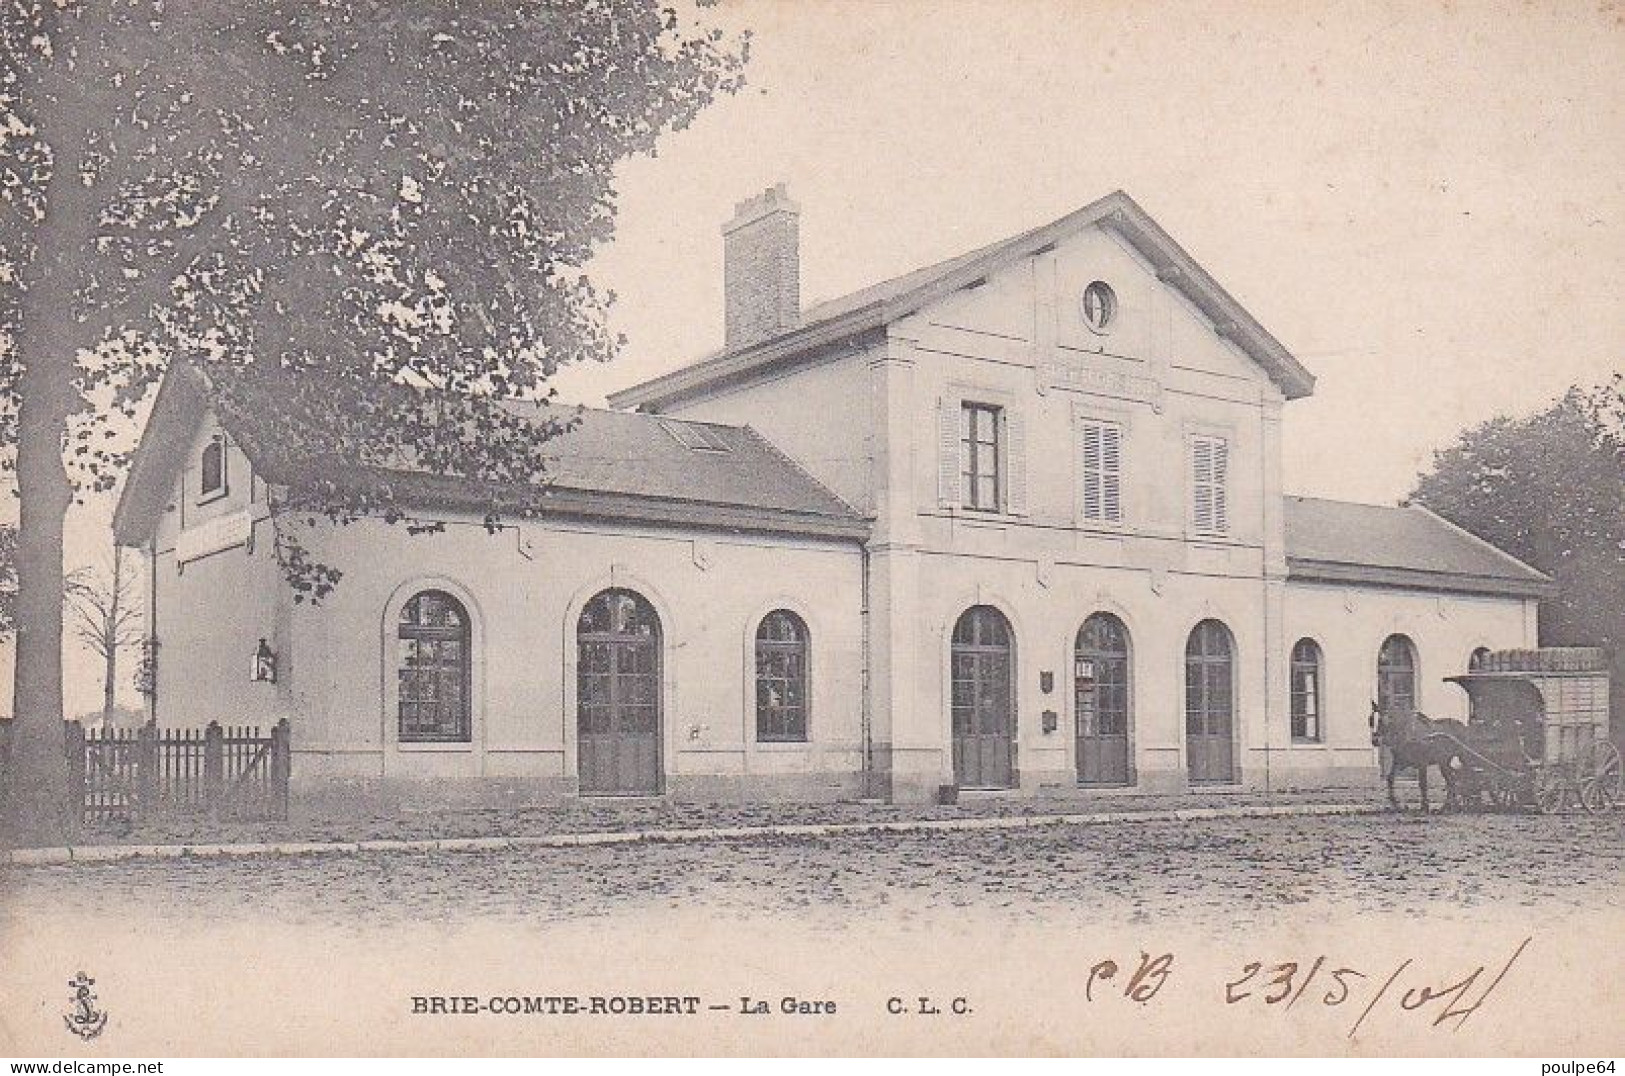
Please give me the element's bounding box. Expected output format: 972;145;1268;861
3;212;83;845
5;328;76;844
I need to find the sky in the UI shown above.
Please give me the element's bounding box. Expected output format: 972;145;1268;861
19;0;1625;717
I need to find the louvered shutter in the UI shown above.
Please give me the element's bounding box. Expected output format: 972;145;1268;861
1003;409;1028;515
1192;435;1228;534
1101;424;1122;523
1080;421;1123;523
1193;437;1213;532
1080;423;1103;521
938;398;961;506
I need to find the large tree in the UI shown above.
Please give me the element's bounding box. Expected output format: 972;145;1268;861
1409;377;1625;728
0;0;746;840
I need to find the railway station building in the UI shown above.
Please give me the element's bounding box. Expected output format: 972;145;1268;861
113;188;1552;805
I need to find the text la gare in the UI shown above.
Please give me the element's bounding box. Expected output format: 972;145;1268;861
738;996;836;1015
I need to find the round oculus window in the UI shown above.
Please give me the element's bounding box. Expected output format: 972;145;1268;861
1080;280;1118;334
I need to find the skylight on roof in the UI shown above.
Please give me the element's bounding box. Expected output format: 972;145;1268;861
661;420;732;453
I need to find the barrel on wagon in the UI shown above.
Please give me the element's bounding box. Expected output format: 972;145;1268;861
1445;647;1620;813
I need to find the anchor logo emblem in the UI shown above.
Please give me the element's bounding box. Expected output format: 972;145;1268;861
63;971;108;1041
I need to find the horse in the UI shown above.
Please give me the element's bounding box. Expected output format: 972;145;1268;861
1368;702;1470;813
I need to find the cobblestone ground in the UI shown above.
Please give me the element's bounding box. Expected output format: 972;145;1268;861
50;785;1388;847
4;809;1621;933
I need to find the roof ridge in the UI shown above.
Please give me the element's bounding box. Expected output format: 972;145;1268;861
1284;493;1406;508
1406;503;1552;583
540;401;748;433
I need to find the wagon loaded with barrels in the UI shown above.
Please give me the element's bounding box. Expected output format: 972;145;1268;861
1442;647;1620;813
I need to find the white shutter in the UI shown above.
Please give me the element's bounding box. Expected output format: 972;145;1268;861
1080;423;1103;521
1192;435;1228;534
1101;424;1122;523
1079;420;1123;523
1192;437;1213;532
1003;408;1027;515
938;398;961;507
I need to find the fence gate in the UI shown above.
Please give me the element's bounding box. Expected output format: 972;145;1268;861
66;719;290;826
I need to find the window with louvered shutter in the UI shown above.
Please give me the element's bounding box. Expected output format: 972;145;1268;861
1192;435;1229;534
1079;420;1123;524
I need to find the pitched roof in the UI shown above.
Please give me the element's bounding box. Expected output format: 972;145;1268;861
505;404;860;521
609;189;1316;411
1284;496;1552;598
112;367;866;545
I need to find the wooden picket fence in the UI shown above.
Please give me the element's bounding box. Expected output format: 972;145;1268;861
65;719;291;825
0;719;12;812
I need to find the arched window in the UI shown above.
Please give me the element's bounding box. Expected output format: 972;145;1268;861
756;610;809;743
1075;613;1132;786
1469;646;1492;671
1290;638;1323;743
1377;634;1418;714
1185;619;1236;783
199;434;226;498
397;590;471;743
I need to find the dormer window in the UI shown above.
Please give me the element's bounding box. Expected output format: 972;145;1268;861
199;434;227;502
661;420;732;453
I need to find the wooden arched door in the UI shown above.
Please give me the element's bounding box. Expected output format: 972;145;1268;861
1185;619;1236;784
577;589;662;795
951;605;1016;789
1076;613;1132;787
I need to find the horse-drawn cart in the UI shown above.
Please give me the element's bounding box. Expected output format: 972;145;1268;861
1444;647;1620;813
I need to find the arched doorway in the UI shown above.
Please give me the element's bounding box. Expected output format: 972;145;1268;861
951;605;1016;789
1075;613;1132;786
1185;619;1236;784
577;588;662;795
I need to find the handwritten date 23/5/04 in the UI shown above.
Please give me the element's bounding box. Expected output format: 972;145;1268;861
1223;936;1532;1037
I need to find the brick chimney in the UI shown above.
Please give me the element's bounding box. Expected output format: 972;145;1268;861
723;183;801;350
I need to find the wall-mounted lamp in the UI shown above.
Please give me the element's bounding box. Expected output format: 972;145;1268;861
1039;671;1054;694
252;638;278;684
1042;710;1058;734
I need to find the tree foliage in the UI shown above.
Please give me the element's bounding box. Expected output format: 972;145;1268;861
0;0;747;838
1409;377;1625;719
4;0;746;578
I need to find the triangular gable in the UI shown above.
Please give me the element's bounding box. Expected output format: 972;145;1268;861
609;190;1316;411
111;363;213;546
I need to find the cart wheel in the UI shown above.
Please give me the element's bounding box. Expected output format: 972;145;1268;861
1588;741;1622;810
1580;779;1608;814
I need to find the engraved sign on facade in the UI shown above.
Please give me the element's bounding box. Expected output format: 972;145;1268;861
1041;357;1158;406
174;508;255;566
